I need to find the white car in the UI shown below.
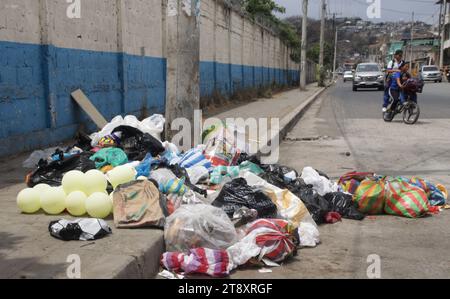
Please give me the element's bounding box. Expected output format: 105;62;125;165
343;71;353;82
420;65;442;83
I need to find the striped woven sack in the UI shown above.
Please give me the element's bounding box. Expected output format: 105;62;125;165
353;178;386;215
246;219;296;263
385;179;430;218
338;172;375;194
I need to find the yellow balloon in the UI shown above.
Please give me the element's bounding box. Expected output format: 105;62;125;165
66;191;87;216
84;170;108;196
33;184;51;192
41;187;66;215
107;165;136;189
62;170;87;194
109;191;115;214
17;188;41;214
86;192;112;219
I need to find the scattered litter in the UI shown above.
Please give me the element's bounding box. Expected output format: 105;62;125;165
49;218;112;241
16;114;447;278
158;270;184;280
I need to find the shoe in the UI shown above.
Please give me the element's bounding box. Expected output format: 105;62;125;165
382;107;387;113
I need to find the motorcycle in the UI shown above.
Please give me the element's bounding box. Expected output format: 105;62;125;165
383;78;423;125
446;69;450;83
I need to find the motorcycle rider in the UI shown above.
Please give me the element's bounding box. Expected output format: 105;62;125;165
382;50;403;112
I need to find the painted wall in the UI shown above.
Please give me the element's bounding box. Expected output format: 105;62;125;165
0;0;166;156
199;0;299;100
0;0;300;157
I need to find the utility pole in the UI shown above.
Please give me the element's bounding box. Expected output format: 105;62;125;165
440;0;448;68
438;0;443;66
300;0;308;90
318;0;326;86
332;14;337;79
410;12;414;64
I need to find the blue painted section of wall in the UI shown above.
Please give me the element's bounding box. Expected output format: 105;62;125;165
0;40;298;157
0;41;166;157
200;61;300;99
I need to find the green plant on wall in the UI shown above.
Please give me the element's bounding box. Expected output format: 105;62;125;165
241;0;300;63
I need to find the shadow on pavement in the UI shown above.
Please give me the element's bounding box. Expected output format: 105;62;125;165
0;231;67;279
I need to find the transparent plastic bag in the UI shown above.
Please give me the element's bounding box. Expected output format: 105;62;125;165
164;204;238;253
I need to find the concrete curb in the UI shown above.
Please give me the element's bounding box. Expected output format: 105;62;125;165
259;84;329;160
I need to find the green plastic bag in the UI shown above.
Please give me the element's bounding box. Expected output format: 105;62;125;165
239;161;264;175
90;148;128;169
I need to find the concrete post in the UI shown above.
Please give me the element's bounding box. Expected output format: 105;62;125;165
39;0;57;129
165;0;201;144
300;0;308;90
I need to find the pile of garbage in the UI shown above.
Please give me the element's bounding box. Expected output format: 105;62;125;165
17;114;448;277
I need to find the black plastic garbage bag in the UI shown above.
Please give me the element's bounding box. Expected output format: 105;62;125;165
112;125;165;161
26;152;96;187
295;186;330;224
49;218;112;241
212;178;277;218
236;153;261;165
259;164;300;189
324;192;365;220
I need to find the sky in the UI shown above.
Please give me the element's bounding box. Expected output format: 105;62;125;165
274;0;442;24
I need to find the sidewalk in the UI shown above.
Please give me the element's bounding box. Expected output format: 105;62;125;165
0;83;326;279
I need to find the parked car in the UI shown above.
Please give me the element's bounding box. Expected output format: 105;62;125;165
420;65;442;83
343;71;353;82
352;63;384;91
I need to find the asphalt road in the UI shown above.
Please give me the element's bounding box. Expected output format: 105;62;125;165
337;80;450;119
232;79;450;279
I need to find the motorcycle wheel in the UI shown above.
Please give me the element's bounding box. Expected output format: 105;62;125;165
403;102;420;125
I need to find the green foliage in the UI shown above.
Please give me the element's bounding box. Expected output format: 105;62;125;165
241;0;285;21
307;42;334;68
241;0;300;62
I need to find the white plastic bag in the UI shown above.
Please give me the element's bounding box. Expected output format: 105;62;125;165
298;222;320;247
301;167;339;196
90;114;165;147
186;165;209;185
164;204;238;252
226;236;262;268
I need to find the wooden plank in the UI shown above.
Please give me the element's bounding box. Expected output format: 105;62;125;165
71;89;108;129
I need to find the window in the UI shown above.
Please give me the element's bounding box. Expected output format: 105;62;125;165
356;64;380;72
423;66;439;72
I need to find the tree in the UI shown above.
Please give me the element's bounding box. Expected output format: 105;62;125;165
307;42;334;69
241;0;300;62
241;0;286;22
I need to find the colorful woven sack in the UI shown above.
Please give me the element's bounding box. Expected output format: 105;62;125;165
385;179;430;218
338;172;375;194
245;219;296;263
161;248;233;277
409;177;447;206
353;178;386;215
